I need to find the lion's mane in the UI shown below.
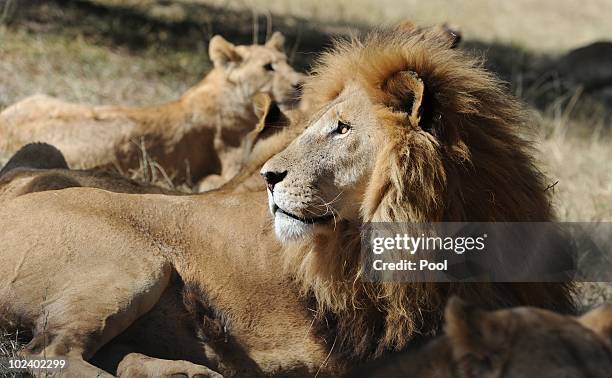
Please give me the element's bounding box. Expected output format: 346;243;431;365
284;28;575;362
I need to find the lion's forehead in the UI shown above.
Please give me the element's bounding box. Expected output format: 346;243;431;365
305;83;375;133
309;105;340;132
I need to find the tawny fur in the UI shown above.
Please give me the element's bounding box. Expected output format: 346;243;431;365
0;96;297;201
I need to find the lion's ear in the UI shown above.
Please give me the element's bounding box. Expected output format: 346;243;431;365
382;70;428;130
578;303;612;347
245;93;290;151
253;92;273;120
433;23;462;49
265;31;286;51
209;35;242;69
395;20;418;32
253;93;275;133
395;21;461;49
445;297;511;360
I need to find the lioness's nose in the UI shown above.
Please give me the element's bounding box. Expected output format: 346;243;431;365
292;82;303;93
261;170;287;191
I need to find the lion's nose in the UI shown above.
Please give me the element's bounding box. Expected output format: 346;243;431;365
261;170;287;192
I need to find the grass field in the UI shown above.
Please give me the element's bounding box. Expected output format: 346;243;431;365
86;0;612;52
0;0;610;372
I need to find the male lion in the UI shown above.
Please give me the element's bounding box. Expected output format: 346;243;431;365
0;28;574;377
358;298;612;377
0;32;304;185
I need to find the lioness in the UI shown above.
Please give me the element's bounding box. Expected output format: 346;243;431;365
0;28;574;377
0;95;294;200
358;298;612;377
0;32;304;185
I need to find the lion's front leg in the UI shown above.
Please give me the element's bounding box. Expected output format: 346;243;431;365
0;217;175;377
13;255;174;377
117;353;223;378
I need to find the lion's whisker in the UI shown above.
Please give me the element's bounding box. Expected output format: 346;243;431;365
313;194;341;230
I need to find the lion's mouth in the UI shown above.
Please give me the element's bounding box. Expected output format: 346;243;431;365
272;204;333;224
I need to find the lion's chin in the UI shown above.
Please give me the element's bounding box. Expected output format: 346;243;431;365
273;211;315;242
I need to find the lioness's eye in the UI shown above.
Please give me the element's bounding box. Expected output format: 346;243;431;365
335;120;351;135
263;63;274;71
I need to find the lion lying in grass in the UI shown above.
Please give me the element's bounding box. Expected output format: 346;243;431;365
0;28;574;377
358;299;612;377
0;144;176;199
0;94;294;200
0;32;304;186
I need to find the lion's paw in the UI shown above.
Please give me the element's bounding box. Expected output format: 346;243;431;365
117;353;222;378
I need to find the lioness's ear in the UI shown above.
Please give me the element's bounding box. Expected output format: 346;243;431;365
445;297;511;360
578;303;612;347
265;31;285;51
209;35;242;69
382;70;427;130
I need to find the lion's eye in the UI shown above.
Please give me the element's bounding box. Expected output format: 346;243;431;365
334;120;351;135
263;63;274;71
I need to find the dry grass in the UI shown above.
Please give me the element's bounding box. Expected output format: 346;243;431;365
0;329;31;377
533;115;612;310
0;26;206;110
0;0;610;368
538;132;611;222
89;0;612;52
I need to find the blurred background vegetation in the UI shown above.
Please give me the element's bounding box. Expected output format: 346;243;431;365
0;1;611;369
